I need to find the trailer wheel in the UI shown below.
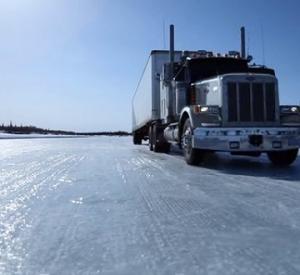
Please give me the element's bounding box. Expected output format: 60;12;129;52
133;132;142;145
181;119;204;165
267;149;298;166
148;126;153;151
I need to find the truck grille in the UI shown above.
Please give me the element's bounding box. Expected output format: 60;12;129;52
227;82;276;122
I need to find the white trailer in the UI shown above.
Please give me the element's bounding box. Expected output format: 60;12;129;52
132;50;183;144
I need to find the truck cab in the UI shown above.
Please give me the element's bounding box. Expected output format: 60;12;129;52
163;55;300;165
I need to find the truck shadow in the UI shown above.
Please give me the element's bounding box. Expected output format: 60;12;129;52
140;143;300;182
169;145;300;182
204;153;300;182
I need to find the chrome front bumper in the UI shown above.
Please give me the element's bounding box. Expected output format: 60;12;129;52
192;127;300;151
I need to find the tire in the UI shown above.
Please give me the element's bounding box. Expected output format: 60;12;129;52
133;132;142;145
148;126;153;151
152;124;160;152
161;142;171;153
267;149;298;166
181;119;205;165
152;124;170;153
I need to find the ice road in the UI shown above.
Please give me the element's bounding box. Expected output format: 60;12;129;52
1;136;300;275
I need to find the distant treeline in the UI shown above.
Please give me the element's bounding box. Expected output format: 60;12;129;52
77;131;131;136
0;123;131;136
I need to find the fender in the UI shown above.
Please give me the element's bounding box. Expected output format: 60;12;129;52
178;107;203;140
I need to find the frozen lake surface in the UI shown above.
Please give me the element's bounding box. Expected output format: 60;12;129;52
1;136;300;275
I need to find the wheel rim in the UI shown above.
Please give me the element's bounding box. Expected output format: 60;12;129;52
182;127;192;155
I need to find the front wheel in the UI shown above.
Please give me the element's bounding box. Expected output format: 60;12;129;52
181;119;205;165
267;149;298;166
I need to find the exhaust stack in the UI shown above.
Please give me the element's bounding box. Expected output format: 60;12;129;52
166;24;175;123
169;24;174;79
240;26;246;59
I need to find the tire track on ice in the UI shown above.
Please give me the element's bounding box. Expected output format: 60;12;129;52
0;153;86;275
209;172;300;230
124;155;206;273
114;157;175;274
126;152;296;274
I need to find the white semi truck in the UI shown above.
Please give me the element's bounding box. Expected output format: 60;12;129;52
132;25;300;166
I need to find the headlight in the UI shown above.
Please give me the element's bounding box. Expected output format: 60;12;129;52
200;106;209;112
193;105;219;114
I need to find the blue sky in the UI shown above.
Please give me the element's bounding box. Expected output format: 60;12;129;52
0;0;299;131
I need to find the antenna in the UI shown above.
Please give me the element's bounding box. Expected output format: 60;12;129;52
247;29;250;57
261;24;265;65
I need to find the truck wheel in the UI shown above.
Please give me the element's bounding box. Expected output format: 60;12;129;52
152;124;170;153
148;126;153;151
152;125;160;152
133;132;142;145
181;119;204;165
162;142;171;153
267;149;298;166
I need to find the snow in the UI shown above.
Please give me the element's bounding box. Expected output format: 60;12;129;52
0;133;78;139
0;136;300;274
